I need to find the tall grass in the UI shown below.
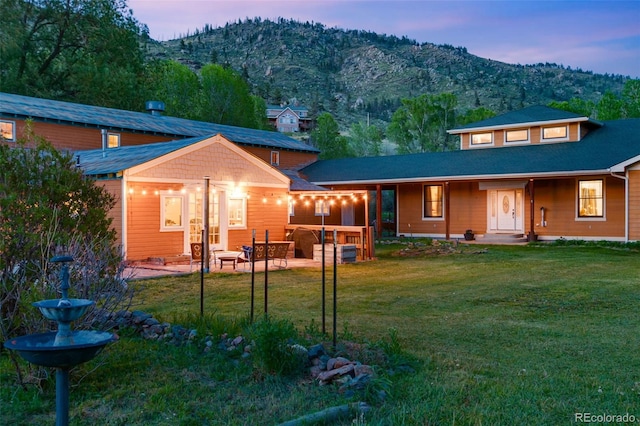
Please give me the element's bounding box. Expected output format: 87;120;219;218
2;242;640;424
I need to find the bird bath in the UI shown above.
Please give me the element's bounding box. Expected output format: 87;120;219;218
3;256;117;426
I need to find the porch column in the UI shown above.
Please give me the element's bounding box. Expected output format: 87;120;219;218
376;185;382;238
445;182;450;240
528;178;536;241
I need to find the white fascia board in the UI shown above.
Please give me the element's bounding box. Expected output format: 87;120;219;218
447;117;589;135
311;169;613;185
608;155;640;173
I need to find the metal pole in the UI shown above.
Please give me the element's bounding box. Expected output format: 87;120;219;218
203;177;210;273
264;230;269;316
56;368;69;426
332;229;337;351
200;229;204;316
250;229;256;323
321;226;325;334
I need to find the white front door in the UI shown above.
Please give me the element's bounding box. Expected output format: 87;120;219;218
497;190;516;230
488;189;524;232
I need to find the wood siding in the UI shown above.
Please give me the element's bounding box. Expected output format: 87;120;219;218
242;146;318;169
96;179;124;249
628;170;640;241
1;118;172;151
460;122;581;149
394;177;625;239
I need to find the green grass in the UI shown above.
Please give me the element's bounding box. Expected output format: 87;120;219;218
2;242;640;425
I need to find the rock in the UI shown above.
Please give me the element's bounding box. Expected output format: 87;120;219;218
317;364;355;383
231;335;244;346
354;364;374;377
308;344;326;359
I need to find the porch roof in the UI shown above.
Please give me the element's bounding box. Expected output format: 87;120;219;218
301;119;640;185
0;92;319;153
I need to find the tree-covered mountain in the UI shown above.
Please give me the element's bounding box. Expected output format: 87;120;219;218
145;17;631;128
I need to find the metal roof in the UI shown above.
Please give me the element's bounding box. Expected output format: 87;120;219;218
76;135;210;176
0;92;319;153
301;119;640;185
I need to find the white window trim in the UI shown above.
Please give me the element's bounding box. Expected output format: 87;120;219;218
160;193;185;231
422;184;445;221
1;120;16;141
228;197;247;229
271;151;280;166
576;179;606;221
470;132;494;147
542;125;569;142
108;132;121;148
504;129;530;144
315;200;330;217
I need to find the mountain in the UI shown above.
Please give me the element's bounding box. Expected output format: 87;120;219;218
143;17;630;128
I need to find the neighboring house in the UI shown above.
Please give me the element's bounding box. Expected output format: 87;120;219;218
266;105;313;133
301;106;640;243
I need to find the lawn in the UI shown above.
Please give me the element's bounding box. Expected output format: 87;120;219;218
2;241;640;425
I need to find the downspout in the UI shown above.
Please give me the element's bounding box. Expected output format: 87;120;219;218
609;170;629;242
528;179;536;241
121;175;128;259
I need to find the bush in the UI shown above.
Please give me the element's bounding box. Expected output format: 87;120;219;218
247;316;305;377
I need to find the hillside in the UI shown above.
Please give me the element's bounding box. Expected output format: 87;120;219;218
144;18;630;128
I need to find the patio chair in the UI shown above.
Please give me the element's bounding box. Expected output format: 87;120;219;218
189;242;213;271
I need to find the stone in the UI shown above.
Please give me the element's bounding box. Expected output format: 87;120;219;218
231;335;243;346
307;344;326;359
317;364;355;382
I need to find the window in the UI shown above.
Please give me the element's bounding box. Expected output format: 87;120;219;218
271;151;280;166
1;120;15;141
108;133;120;148
315;199;330;216
228;197;246;228
542;126;568;141
161;195;183;230
423;184;443;218
288;200;295;217
505;129;529;143
578;180;603;217
471;132;492;145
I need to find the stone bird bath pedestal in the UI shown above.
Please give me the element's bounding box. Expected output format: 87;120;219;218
4;256;117;426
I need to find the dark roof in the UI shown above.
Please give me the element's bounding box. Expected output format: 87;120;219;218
77;135;209;176
0;92;319;153
281;169;328;191
450;105;597;132
301;119;640;185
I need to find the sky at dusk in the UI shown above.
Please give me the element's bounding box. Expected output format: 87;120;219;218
127;0;640;78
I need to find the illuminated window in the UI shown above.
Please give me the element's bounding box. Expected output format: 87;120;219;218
288;201;295;217
271;151;280;166
505;129;529;143
161;195;183;230
423;184;443;218
471;132;492;145
228;197;246;228
315;200;330;216
1;120;15;141
108;133;120;148
542;126;568;140
578;180;603;217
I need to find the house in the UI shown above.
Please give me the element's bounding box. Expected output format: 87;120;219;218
266;105;313;133
300;106;640;243
0;92;323;262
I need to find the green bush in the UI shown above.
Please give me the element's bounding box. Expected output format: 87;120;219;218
247;316;304;377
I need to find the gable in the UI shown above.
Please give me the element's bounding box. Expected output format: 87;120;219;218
126;135;289;188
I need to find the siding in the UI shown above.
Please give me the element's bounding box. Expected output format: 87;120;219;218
629;170;640;241
243;146;318;169
2;118;171;151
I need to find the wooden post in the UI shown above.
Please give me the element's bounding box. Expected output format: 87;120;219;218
445;181;450;240
376;185;382;238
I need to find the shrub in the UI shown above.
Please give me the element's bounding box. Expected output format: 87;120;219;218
248;316;304;377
